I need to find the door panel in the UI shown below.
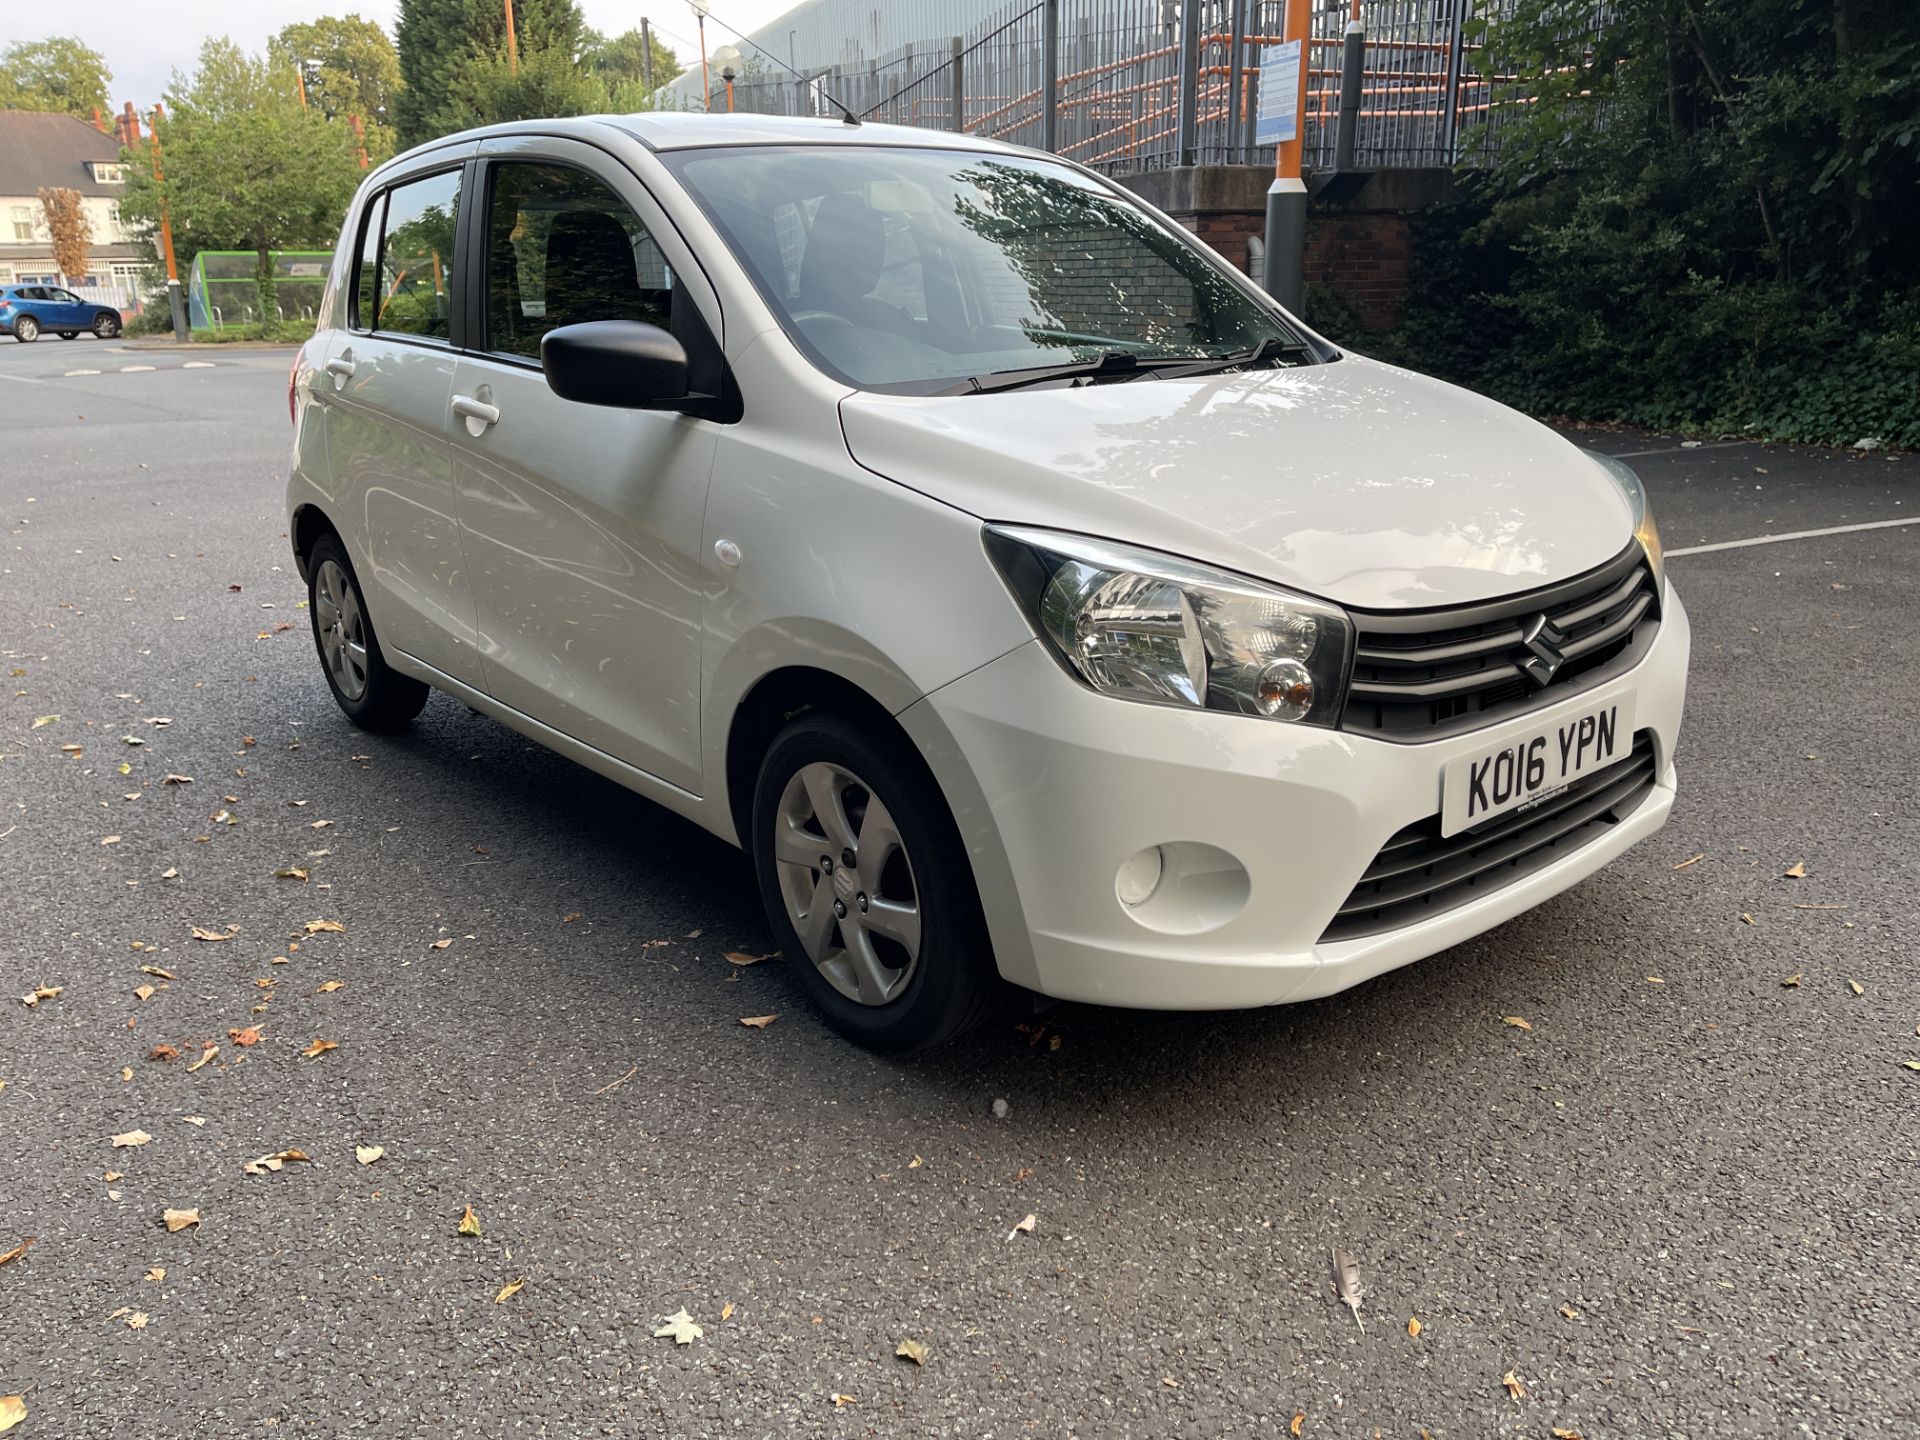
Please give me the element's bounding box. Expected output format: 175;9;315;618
451;144;722;791
321;164;485;687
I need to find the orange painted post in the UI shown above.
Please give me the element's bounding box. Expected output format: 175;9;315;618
349;114;369;169
505;0;520;73
148;102;189;342
1260;0;1311;308
296;65;308;108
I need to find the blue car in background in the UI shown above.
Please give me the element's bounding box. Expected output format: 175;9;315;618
0;284;123;343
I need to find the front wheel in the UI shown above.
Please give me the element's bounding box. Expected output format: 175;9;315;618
306;533;429;732
751;713;999;1049
93;312;120;339
12;315;38;342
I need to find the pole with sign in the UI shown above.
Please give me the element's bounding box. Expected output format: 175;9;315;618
1258;0;1311;311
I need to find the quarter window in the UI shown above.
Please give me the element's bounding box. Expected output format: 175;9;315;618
483;161;671;361
352;193;385;331
374;170;461;341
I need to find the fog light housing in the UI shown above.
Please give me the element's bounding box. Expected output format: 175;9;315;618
1116;845;1165;907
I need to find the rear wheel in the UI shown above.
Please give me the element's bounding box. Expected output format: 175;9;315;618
92;312;120;339
12;315;38;343
751;712;999;1049
306;533;429;732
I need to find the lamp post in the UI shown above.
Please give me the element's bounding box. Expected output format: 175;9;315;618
692;0;711;111
722;66;737;111
712;44;742;114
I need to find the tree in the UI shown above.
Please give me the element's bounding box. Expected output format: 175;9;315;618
448;43;612;132
116;39;364;328
271;14;401;156
0;37;112;119
580;28;683;93
394;0;589;147
36;187;92;281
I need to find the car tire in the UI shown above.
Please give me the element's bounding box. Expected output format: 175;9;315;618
750;711;1001;1049
306;532;430;732
12;315;37;343
59;330;79;340
93;312;120;339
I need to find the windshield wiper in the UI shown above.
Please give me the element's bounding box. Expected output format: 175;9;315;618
940;350;1191;396
1130;335;1322;381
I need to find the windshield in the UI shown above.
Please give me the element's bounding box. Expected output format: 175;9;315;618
661;144;1318;393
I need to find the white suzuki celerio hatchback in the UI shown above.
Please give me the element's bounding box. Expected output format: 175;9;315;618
289;113;1688;1048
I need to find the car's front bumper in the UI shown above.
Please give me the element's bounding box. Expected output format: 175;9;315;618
900;587;1689;1010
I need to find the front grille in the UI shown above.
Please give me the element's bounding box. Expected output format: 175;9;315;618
1342;544;1659;740
1320;733;1658;943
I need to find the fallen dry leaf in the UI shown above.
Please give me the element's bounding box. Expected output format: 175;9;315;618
721;1301;734;1320
1407;1315;1422;1338
725;950;777;966
1902;1059;1920;1072
301;1038;337;1059
1848;980;1865;996
908;1155;924;1169
1006;1212;1037;1243
145;1267;165;1283
315;980;344;994
181;1116;206;1127
830;1394;856;1408
30;714;58;728
304;919;345;935
134;985;156;1002
227;1026;261;1047
494;1277;525;1305
1739;913;1756;926
896;1336;929;1365
653;1307;702;1344
147;1044;181;1063
125;1311;149;1330
457;1204;481;1237
1671;853;1704;870
430;938;453;949
242;1147;311;1176
0;1397;24;1433
1784;861;1806;878
1501;1369;1526;1400
101;835;121;846
1559;1304;1581;1320
1781;973;1802;988
1502;1015;1533;1031
139;965;176;980
162;773;193;786
190;927;229;942
186;1045;218;1073
0;1237;34;1268
1332;1248;1365;1330
273;867;309;882
161;1208;200;1233
111;1129;152;1149
1290;1416;1305;1437
1552;1429;1586;1440
739;1014;778;1028
356;1145;385;1166
20;985;61;1007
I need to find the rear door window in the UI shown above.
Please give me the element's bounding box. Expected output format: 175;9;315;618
374;170;461;341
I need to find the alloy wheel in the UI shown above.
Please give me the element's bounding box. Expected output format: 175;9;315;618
773;761;923;1006
312;558;370;700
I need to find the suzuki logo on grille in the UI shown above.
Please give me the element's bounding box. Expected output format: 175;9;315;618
1518;614;1568;688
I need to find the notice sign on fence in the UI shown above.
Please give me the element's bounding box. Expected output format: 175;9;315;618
1254;40;1303;146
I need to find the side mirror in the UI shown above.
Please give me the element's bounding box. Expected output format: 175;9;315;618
540;320;690;409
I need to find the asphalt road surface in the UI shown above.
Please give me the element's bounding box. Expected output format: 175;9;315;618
2;335;1916;1438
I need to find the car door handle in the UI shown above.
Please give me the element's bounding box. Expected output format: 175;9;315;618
324;357;355;378
451;394;500;428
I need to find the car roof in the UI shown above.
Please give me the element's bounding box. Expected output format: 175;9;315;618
380;112;1028;173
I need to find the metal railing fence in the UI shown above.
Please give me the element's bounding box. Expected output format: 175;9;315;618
700;0;1604;176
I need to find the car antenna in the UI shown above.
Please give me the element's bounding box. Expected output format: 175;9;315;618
699;9;862;125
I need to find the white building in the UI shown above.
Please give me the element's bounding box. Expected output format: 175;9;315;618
0;110;148;293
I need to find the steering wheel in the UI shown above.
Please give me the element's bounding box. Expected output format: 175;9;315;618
789;310;854;336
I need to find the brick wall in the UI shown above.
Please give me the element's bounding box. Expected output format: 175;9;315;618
1302;213;1412;330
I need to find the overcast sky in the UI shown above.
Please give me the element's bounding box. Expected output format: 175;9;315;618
1;0;802;112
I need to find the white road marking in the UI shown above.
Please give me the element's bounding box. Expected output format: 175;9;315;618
1669;516;1919;557
1607;440;1751;459
0;371;43;384
65;368;101;377
119;364;156;373
182;361;216;369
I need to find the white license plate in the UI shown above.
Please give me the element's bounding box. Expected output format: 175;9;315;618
1440;696;1636;837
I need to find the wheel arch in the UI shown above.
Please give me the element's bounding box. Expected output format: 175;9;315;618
723;665;905;851
290;502;338;583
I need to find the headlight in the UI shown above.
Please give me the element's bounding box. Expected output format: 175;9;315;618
983;526;1353;726
1588;451;1663;589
